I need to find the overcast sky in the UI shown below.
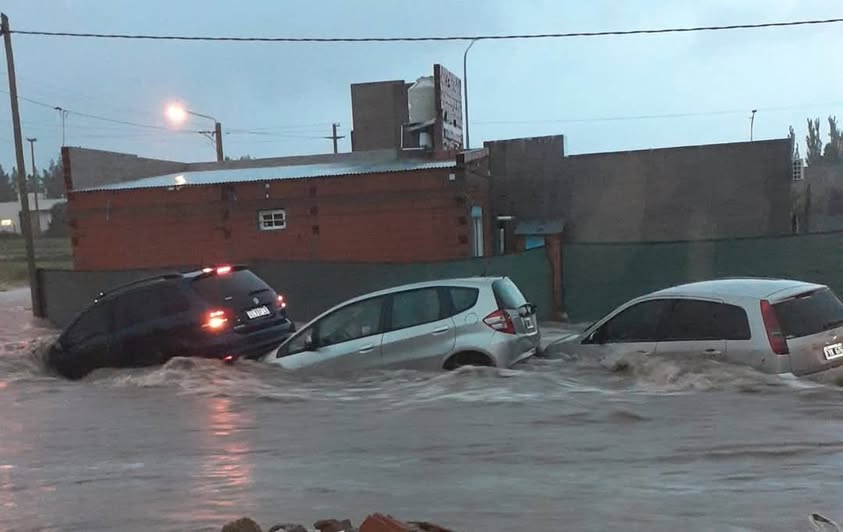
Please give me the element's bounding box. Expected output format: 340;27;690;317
1;0;842;171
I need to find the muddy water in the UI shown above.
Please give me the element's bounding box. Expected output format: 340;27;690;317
2;291;843;531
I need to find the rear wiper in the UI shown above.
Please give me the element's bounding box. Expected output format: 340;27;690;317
822;319;843;330
249;288;271;296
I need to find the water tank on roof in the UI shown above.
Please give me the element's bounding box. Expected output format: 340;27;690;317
408;76;436;124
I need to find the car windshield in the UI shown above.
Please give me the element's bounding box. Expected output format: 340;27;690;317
774;288;843;339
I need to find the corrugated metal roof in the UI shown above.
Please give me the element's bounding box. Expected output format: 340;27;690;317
76;158;457;193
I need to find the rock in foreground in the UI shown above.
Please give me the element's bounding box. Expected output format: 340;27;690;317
221;514;455;532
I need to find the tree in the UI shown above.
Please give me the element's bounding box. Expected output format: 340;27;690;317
824;116;842;163
224;154;253;162
44;201;68;237
806;118;824;165
0;165;16;202
41;159;65;199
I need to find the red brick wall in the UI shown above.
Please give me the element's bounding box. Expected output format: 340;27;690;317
69;168;491;270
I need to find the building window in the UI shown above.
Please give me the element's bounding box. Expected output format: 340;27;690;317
792;159;804;181
258;209;287;231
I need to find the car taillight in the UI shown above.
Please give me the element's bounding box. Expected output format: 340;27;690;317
760;300;789;355
277;294;287;309
203;309;229;331
216;265;232;275
484;309;516;334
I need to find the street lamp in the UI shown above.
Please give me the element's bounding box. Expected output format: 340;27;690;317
165;103;224;162
25;137;40;236
463;38;479;150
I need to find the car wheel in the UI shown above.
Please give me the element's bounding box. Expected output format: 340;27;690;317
443;352;495;370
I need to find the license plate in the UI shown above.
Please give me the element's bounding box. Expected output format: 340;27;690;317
246;306;271;320
523;317;534;330
823;343;843;360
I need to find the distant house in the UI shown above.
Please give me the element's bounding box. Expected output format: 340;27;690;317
0;193;65;235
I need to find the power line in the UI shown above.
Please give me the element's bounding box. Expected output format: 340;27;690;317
0;87;196;134
10;18;843;43
473;101;843;126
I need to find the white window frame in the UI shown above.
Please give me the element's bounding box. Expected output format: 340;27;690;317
258;209;287;231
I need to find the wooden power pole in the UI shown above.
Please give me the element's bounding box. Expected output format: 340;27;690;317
2;13;43;316
327;123;345;154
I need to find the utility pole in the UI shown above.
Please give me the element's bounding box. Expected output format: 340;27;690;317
2;13;42;316
463;39;478;150
54;106;68;145
214;121;224;162
326;123;345;154
26;137;40;236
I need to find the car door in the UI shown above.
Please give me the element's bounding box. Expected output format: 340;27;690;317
577;299;673;361
55;301;113;378
655;298;728;359
380;287;456;371
274;296;386;373
111;282;191;367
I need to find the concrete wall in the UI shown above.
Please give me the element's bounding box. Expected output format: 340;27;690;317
792;163;843;233
68;165;492;270
39;248;554;329
350;81;411;152
486;137;793;242
62;147;188;192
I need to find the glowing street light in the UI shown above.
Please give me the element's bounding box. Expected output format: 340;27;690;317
164;102;224;162
165;103;188;125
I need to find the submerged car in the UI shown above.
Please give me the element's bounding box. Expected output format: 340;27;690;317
48;265;294;379
262;277;540;373
549;278;843;376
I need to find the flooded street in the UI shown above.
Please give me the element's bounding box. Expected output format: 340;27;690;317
2;290;843;531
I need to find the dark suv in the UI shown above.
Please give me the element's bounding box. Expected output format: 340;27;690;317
48;265;295;379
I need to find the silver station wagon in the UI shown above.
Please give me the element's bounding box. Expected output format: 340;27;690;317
549;278;843;376
262;277;541;373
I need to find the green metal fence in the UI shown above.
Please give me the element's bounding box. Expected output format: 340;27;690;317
563;231;843;321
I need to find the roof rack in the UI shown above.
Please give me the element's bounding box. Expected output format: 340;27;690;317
95;272;184;301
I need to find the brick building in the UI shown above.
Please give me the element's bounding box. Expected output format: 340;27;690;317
486;136;793;247
65;149;491;270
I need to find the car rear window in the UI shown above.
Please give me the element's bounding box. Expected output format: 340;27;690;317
492;278;527;310
774;288;843;339
191;270;271;304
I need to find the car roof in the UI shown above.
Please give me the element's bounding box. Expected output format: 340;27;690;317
650;278;826;300
355;276;504;300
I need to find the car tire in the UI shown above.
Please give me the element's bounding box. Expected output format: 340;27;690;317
443;352;495;370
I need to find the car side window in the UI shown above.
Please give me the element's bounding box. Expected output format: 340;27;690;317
662;299;751;341
65;303;109;345
594;299;673;343
448;287;479;315
316;297;384;347
112;283;189;330
390;288;442;330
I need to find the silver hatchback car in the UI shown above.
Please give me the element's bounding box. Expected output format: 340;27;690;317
261;277;541;373
549;278;843;376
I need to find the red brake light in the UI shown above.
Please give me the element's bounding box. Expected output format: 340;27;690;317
277;294;287;309
223;355;235;363
216;265;232;275
484;309;516;334
760;300;789;355
204;309;229;331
